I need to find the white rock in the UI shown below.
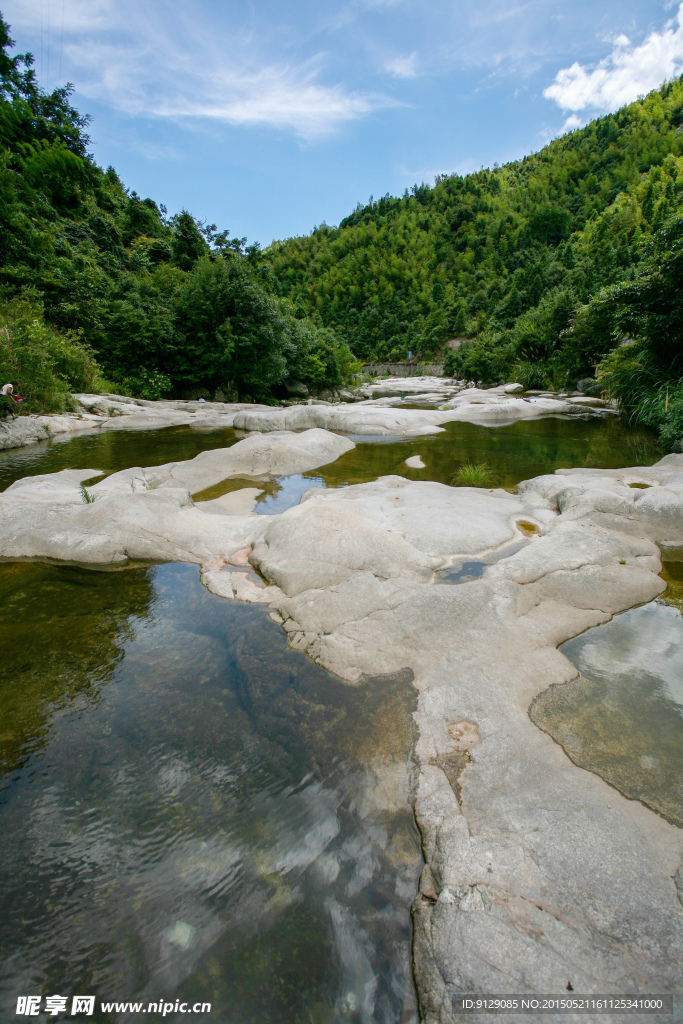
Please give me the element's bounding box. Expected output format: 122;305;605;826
91;428;355;498
196;488;263;515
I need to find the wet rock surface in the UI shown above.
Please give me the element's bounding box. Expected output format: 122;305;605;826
0;428;682;1019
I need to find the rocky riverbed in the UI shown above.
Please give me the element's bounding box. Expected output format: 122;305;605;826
0;378;617;452
1;413;681;1021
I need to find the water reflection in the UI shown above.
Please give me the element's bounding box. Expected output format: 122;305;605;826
194;474;326;515
194;418;664;516
1;417;663;505
0;562;420;1023
530;556;683;827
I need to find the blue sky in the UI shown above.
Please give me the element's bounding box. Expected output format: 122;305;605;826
3;0;683;245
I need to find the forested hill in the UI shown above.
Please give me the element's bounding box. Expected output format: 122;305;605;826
0;14;355;410
269;80;683;391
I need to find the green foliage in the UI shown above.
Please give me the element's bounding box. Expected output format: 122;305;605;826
171;210;209;270
269;76;683;394
0;297;101;412
578;215;683;446
2;6;683;422
453;462;495;487
80;482;95;504
515;362;552;391
597;347;683;448
121;368;172;401
444;334;515;385
0;14;353;408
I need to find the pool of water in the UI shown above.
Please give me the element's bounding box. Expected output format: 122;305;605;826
0;426;240;493
307;418;663;493
0;562;421;1023
530;555;683;828
435;538;530;585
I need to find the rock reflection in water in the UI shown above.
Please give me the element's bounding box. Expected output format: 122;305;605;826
530;555;683;827
0;562;421;1023
194;473;326;515
1;416;664;502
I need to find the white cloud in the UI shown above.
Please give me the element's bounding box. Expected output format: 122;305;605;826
385;52;418;78
560;113;584;132
134;140;184;163
2;0;394;140
544;3;683;112
155;64;388;138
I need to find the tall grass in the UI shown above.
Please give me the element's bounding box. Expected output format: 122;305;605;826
454;462;495;487
514;362;552;391
599;352;683;447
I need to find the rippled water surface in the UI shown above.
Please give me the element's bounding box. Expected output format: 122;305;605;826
0;410;672;1019
530;555;683;826
0;562;421;1023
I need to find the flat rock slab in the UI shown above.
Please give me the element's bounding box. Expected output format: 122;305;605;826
0;430;681;1018
89;427;355;497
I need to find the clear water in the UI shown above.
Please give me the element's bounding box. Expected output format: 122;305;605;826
0;412;671;1021
435;539;530;585
197;418;663;514
530;556;683;827
0;562;421;1023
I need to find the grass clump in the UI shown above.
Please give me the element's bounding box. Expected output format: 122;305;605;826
453;462;495;487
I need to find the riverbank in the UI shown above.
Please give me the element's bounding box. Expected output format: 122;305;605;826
0;427;681;1019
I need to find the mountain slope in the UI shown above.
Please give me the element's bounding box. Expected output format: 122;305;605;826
268;79;683;379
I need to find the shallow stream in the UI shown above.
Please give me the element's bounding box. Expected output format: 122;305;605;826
0;416;663;502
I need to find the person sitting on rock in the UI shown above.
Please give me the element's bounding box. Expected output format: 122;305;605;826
1;382;21;417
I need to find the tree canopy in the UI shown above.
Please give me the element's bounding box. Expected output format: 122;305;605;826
0;13;356;407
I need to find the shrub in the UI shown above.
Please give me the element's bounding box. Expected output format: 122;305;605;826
0;297;102;412
120;368;172;400
597;346;683;448
514;362;552;390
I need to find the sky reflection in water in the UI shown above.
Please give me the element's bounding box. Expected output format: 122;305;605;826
0;562;420;1024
